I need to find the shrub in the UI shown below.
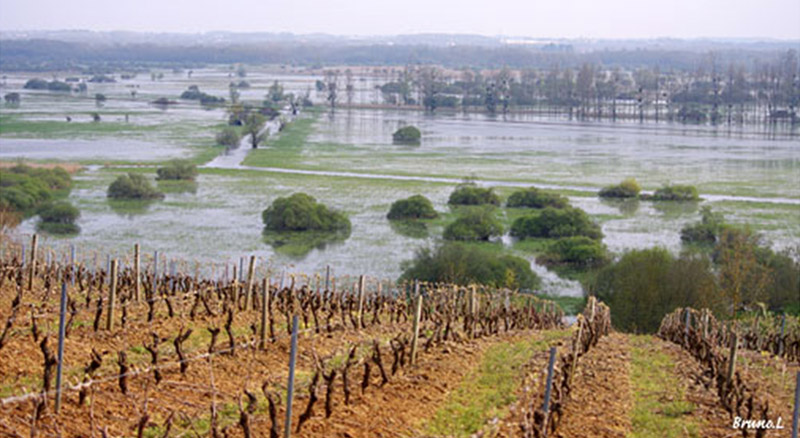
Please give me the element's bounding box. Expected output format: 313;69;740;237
510;207;602;240
506;187;569;209
4;92;20;104
262;193;350;233
23;78;49;90
392;126;421;144
537;236;608;269
47;81;72;92
0;165;71;214
107;173;164;200
651;184;699;201
448;183;500;206
36;201;80;234
387;195;438;220
181;85;225;105
215;127;241;148
400;242;540;290
443;207;503;241
592;248;718;333
680;206;726;245
598;178;641;198
156;160;198;181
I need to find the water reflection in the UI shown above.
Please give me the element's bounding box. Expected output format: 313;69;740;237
108;199;156;217
599;198;640;216
262;229;352;258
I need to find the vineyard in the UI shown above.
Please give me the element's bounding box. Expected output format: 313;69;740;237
0;236;798;438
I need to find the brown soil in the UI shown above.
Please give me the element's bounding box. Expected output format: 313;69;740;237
555;333;632;438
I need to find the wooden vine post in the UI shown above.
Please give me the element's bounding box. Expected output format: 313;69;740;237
134;244;141;302
357;275;366;325
245;256;256;311
54;282;67;413
410;281;423;365
260;277;270;350
726;332;739;392
567;316;584;390
106;259;118;330
28;234;38;291
542;346;557;437
284;315;299;438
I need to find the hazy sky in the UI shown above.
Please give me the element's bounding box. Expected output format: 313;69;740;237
1;0;798;39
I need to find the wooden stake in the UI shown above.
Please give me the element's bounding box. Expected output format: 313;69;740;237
410;282;423;365
245;256;256;311
726;332;738;391
106;260;118;331
260;277;270;350
28;234;38;291
134;244;141;302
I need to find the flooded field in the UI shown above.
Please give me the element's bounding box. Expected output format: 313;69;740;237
2;67;799;295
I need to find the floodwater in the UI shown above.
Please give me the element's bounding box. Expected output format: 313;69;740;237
2;67;799;296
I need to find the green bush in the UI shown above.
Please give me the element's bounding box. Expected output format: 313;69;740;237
448;183;501;206
107;173;164;200
510;207;602;240
400;242;540;290
680;206;727;245
506;187;569;209
443;207;503;241
215;127;241;148
23;78;49;90
651;184;699;201
598;178;641;198
36;201;80;234
387;195;438;220
392;126;421;144
156;160;198;181
0;165;72;214
262;193;350;233
537;236;608;269
592;248;718;333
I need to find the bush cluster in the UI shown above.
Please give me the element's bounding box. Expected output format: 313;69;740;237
537;236;608;269
448;183;500;206
400;242;540;290
650;184;699;201
598;178;641;198
506;187;569;209
387;195;438;220
510;207;602;240
107;173;165;200
36;201;80;234
156;160;198;181
0;165;71;213
262;193;351;233
443;207;503;241
392;126;421;144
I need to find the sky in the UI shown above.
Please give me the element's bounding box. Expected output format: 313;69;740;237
1;0;798;40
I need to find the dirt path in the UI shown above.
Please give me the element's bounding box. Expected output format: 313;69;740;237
555;333;632;438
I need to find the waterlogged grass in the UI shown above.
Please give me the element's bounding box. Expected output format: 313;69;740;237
242;115;320;167
0;114;151;138
425;329;569;437
629;335;699;438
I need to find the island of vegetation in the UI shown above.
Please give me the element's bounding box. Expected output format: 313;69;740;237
392;125;421;144
387;195;438;220
447;182;501;206
262;193;352;256
107;173;165;200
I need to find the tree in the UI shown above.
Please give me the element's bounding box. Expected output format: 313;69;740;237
244;113;267;148
4;92;20;104
418;66;441;112
268;81;285;103
715;228;772;317
324;70;338;109
215;127;241;148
